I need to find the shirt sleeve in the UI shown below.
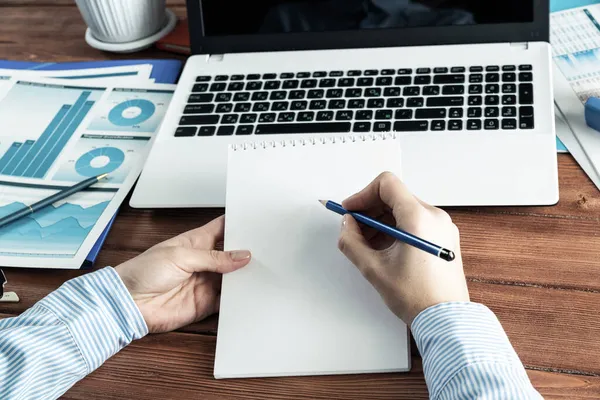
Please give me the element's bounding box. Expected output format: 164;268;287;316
411;302;543;400
0;266;148;400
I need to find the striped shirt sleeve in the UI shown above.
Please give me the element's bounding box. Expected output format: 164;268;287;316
411;302;543;400
0;266;148;400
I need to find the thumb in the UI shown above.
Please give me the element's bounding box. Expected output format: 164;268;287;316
338;215;378;279
169;247;252;274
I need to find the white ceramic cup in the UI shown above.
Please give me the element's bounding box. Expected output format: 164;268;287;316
75;0;168;43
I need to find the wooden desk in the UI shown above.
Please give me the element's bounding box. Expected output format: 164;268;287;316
1;1;600;398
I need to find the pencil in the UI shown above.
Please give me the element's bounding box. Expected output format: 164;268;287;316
0;173;109;229
319;200;455;262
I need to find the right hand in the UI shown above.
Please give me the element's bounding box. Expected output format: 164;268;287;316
338;172;469;326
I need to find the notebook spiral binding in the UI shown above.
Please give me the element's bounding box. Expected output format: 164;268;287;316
231;132;399;151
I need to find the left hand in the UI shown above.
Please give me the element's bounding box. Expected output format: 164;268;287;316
115;215;251;333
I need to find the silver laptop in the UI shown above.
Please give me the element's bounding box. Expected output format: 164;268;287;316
130;0;558;208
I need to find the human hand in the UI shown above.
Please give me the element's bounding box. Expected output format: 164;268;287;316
337;172;469;326
115;216;251;333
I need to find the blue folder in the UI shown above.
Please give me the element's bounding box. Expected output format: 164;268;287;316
1;58;183;267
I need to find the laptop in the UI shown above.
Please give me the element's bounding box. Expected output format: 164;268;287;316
130;0;558;208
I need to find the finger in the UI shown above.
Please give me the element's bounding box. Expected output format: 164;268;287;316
338;215;379;281
159;215;226;250
213;294;221;314
342;172;420;219
169;246;252;274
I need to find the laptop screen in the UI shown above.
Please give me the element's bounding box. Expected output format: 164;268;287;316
201;0;534;37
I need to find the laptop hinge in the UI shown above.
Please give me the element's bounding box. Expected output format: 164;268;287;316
509;42;529;50
206;54;224;63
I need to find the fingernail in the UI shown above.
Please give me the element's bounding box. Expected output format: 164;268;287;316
341;215;347;230
229;250;251;261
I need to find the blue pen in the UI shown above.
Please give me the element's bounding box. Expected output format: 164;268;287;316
319;200;455;262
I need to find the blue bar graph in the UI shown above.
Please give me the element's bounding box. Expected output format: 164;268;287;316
0;91;95;179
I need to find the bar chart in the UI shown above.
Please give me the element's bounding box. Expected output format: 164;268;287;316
0;81;103;180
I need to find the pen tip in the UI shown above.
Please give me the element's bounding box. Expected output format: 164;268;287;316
318;200;327;206
97;173;109;181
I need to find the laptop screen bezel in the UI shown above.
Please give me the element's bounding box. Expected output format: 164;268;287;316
186;0;549;55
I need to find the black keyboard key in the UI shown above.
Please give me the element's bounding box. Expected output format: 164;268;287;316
222;114;239;124
317;111;334;121
289;90;306;100
519;65;533;71
502;65;516;71
258;113;276;123
519;83;534;104
407;97;425;107
297;72;311;78
467;119;482;130
485;95;500;105
215;75;229;81
291;101;308;111
353;122;372;132
381;69;395;76
356;110;373;120
256;122;351;134
298;111;315;122
502;84;517;94
502;118;517;129
395;76;412;86
502;95;517;105
485;107;499;117
468;96;483;106
271;101;289;111
416;68;431;74
228;82;245;91
434;67;448;74
503;72;516;82
247;74;261;80
416;108;446;119
264;81;280;90
198;126;216;136
184;104;214;114
423;86;440;96
485;84;499;94
310;100;327;110
433;74;465;84
376;77;393;86
345;88;363;98
347;70;361;77
210;83;227;92
231;75;245;81
329;71;343;77
484;119;499;130
486;66;500;72
179;115;219;125
262;73;277;80
278;112;296;122
175;127;197;137
367;98;385;108
320;79;336;88
280;72;294;79
365;88;382;97
339;78;355;87
395;109;413;119
328;99;346;109
313;71;327;78
414;76;432;85
192;83;209;93
308;89;325;99
449;120;463;130
336;110;354;120
397;68;412;75
358;78;374;86
374;121;392;132
283;80;299;89
519;106;534;129
188;93;213;103
431;120;445;130
215;93;232;102
394;120;428;131
519;72;533;82
301;79;318;88
469;74;483;83
375;109;393;120
349;99;366;109
469;66;483;72
253;102;270;112
196;76;211;82
216;103;233;113
326;89;344;98
403;86;420;96
469;84;483;94
449;107;463;118
234;103;252;112
233;92;250;101
240;113;257;123
485;73;500;83
252;91;269;101
236;125;254;135
246;81;263;91
502;106;516;117
217;125;235;136
364;69;379;76
442;85;464;95
270;91;287;101
384;87;402;97
467;107;482;118
427;96;463;106
387;98;404;108
451;67;466;73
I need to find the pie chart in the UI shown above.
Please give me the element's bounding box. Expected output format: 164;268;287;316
74;147;125;177
108;99;155;126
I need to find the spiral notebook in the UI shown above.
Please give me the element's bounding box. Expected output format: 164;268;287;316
215;134;410;379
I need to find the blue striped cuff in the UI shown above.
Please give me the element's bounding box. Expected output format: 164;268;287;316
411;302;528;399
38;267;148;372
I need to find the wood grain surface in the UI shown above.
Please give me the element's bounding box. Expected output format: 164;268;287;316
1;2;599;399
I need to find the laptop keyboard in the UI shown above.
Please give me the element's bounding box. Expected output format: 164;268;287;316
175;65;534;137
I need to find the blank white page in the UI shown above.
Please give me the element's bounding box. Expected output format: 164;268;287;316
215;134;409;379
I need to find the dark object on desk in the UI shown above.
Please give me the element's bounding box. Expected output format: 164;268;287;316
156;18;191;55
0;174;109;229
0;269;5;298
319;200;455;262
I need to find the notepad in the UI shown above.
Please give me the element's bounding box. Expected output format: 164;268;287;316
215;134;410;379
